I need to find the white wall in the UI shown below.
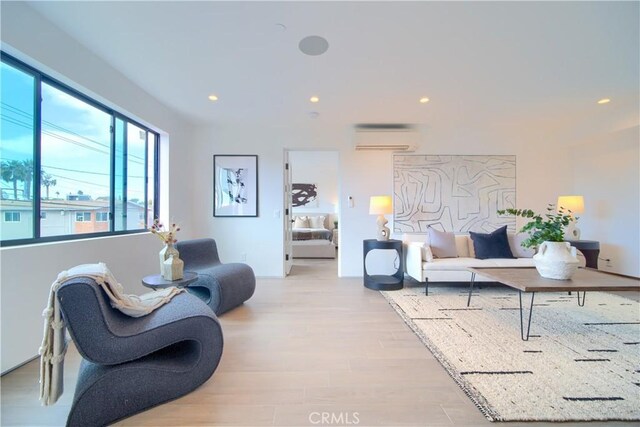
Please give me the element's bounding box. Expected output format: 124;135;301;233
570;126;640;276
0;235;161;372
0;2;196;372
190;122;579;278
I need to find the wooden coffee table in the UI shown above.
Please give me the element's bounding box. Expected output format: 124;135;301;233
467;267;640;340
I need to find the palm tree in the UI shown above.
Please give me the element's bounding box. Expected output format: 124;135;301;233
1;160;23;199
41;171;57;200
20;160;34;200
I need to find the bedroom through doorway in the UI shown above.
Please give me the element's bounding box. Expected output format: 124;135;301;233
285;150;339;278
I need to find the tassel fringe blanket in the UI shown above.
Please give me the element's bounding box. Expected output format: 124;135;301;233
39;263;184;406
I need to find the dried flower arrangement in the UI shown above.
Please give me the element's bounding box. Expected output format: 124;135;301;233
149;219;180;245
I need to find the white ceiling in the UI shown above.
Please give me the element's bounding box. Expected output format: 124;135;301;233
24;1;640;130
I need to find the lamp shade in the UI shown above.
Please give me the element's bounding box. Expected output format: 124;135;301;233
557;195;584;215
369;196;392;215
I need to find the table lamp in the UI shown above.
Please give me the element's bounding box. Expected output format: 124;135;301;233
369;195;393;241
557;195;584;239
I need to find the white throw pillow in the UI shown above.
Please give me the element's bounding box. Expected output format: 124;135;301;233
294;216;309;228
422;244;434;262
508;233;536;258
309;215;326;229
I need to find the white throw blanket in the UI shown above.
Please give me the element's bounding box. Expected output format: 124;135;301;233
39;263;184;406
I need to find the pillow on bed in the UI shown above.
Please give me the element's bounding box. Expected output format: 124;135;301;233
308;215;326;229
294;216;309;228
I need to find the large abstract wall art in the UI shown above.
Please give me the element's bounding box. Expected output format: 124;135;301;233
292;183;318;208
393;155;516;233
213;155;258;217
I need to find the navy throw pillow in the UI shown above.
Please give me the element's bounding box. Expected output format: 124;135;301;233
469;226;515;259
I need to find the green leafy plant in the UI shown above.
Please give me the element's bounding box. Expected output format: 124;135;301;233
497;204;576;248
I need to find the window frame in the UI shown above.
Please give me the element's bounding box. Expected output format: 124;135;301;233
95;212;109;222
1;52;160;247
4;212;21;222
75;212;92;222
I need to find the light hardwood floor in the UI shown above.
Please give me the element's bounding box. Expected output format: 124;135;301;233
1;258;637;426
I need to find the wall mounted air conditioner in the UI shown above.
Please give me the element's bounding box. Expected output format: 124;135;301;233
353;124;418;151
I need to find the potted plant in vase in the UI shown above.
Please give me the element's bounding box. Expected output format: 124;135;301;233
497;204;580;280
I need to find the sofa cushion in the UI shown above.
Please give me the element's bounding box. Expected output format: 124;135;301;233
469;226;515;259
422;257;496;271
454;235;470;257
491;258;536;267
508;233;536;258
422;257;536;271
428;227;458;258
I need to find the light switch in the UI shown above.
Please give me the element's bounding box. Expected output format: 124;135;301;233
274;209;281;218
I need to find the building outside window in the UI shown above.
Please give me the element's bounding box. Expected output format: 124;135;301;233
4;211;21;222
75;212;91;222
0;53;160;246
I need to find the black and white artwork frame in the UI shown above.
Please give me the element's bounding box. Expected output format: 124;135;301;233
393;154;516;233
213;155;259;217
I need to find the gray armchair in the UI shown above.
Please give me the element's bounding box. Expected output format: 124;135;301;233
176;238;256;315
57;277;223;427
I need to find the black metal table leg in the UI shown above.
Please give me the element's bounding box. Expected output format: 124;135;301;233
519;291;536;341
577;291;586;307
424;279;429;296
467;272;476;307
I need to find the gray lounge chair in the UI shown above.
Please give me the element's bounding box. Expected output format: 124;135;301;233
176;238;256;315
57;277;223;427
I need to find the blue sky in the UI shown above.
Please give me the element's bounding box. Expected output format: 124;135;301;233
1;61;146;202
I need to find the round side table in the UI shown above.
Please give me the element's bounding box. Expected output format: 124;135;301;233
363;239;404;291
142;271;198;290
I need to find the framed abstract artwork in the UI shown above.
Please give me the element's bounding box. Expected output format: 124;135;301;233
393;154;516;233
213;155;258;217
292;183;319;207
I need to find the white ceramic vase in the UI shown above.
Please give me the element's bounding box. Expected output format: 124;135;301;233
162;255;184;281
533;241;580;280
159;243;181;277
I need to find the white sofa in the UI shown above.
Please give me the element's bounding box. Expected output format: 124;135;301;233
403;233;537;288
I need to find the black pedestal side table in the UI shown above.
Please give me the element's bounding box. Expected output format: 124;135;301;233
363;239;404;291
142;271;198;290
567;240;600;269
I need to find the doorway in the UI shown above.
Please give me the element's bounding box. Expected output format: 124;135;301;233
284;149;340;278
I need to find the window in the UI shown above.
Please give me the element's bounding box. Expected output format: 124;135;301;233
0;60;34;239
75;212;91;222
4;212;21;222
0;53;160;246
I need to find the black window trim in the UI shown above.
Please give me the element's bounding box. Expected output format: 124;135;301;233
0;51;160;248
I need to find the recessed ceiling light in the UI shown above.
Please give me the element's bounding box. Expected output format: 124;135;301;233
208;95;218;102
310;96;319;103
597;98;611;104
419;97;430;104
275;23;287;32
308;111;320;119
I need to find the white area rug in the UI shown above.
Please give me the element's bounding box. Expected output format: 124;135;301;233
382;284;640;421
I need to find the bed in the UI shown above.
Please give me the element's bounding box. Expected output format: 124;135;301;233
291;214;336;259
